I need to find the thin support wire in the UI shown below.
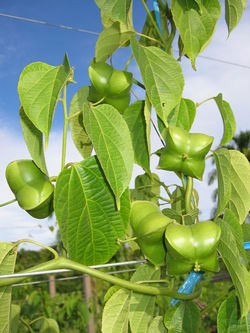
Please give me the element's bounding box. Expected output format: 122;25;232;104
12;268;137;288
0;259;146;280
0;12;249;70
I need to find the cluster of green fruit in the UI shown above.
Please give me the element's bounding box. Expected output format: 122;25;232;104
5;61;220;276
130;201;221;274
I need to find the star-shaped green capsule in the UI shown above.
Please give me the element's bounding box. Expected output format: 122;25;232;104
158;126;214;180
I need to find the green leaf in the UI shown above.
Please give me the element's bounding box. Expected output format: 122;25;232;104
171;0;221;69
123;101;150;173
214;94;236;145
225;0;247;35
164;302;200;333
18;54;72;146
223;209;248;264
130;173;160;205
54;156;130;265
83;104;134;207
0;242;18;333
129;264;160;333
19;106;48;175
148;316;166;333
104;286;121;303
69;86;93;159
140;11;162;47
40;318;60;333
102;288;130;333
168;98;196;131
144;95;151;159
217;219;250;317
95;22;132;62
228;150;250;224
214;149;232;217
130;35;184;125
10;304;20;333
95;0;131;24
217;294;250;332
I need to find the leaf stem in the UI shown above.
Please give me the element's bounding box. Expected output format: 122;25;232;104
20;318;35;333
132;78;145;90
185;176;193;214
16;239;59;259
141;0;168;49
200;287;234;316
61;85;68;171
158;195;171;203
67;110;82;120
196;97;214;108
135;31;163;47
151;119;165;147
0;198;17;208
125;54;133;71
0;257;201;300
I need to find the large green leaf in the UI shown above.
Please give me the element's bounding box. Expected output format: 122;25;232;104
123;101;150;173
102;288;130;333
217;219;250;317
18;54;73;146
217;294;250;332
19;106;48;175
168;98;196;131
130;36;184;125
83;104;134;208
129;265;160;333
144;95;151;159
0;242;18;333
10;304;20;333
148;317;166;333
214;149;232;217
223;209;248;264
140;11;162;47
95;22;132;62
214;94;236;145
228;150;250;224
164;302;201;333
171;0;221;68
54;156;130;265
69;86;93;159
130;173;160;205
225;0;247;35
95;0;131;24
40;318;60;333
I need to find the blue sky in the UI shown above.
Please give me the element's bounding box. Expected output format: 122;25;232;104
0;0;147;131
0;1;249;246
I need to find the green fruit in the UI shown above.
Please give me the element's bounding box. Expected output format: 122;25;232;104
158;126;214;180
165;221;221;275
88;62;133;113
5;160;54;219
130;201;172;265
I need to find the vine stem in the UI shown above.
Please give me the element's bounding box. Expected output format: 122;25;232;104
200;287;233;316
196;97;214;108
132;78;145;90
135;31;164;47
185;176;193;214
61;85;68;171
20;318;35;333
16;239;58;259
141;0;167;49
0;257;200;300
0;198;17;207
125;54;133;71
